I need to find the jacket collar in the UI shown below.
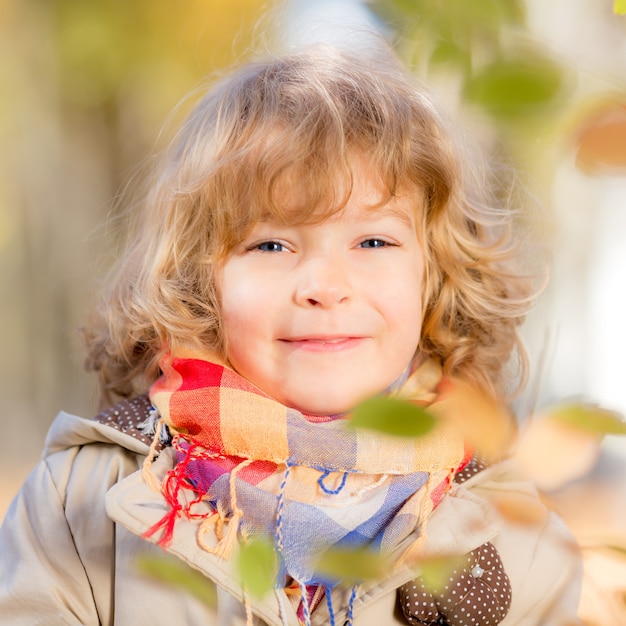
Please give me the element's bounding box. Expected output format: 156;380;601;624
105;444;501;626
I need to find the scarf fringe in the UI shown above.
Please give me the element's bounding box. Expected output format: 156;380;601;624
294;584;357;626
142;432;360;626
298;581;312;626
243;589;253;626
142;424;259;558
398;471;450;567
325;586;336;626
196;458;254;560
275;461;292;553
274;588;291;626
346;585;358;625
142;417;166;494
142;435;212;547
141;435;438;626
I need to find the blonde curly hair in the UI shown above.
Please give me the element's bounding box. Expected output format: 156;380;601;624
84;45;535;406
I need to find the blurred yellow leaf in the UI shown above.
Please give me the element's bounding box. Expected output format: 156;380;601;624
513;407;610;491
430;379;516;462
574;102;626;175
615;0;626;15
490;491;548;525
603;544;626;559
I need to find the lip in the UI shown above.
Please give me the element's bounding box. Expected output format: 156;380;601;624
279;336;369;353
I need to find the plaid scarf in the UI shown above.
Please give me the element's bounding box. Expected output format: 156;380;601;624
144;353;465;621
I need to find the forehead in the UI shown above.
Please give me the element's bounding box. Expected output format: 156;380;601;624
261;155;422;227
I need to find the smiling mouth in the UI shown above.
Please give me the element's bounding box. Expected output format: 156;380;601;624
279;336;368;352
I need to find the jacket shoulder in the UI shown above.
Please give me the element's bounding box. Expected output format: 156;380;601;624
42;396;157;459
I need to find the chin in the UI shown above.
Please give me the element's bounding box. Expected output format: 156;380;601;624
289;392;369;418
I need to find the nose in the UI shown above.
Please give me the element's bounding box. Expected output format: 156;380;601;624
293;255;351;308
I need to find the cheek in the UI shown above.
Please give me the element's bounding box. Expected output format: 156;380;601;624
219;299;260;377
217;265;252;350
221;288;256;343
218;264;278;361
384;261;424;347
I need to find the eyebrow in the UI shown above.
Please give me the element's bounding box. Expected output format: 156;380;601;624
361;198;417;229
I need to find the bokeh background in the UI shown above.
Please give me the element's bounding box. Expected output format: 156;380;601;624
1;0;626;621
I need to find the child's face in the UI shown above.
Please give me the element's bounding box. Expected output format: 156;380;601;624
218;160;424;415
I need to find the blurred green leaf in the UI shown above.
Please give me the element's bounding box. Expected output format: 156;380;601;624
497;0;526;24
350;397;436;437
430;39;469;70
386;0;524;29
615;0;626;15
449;0;524;30
550;404;626;436
387;0;421;15
237;537;278;599
464;57;563;119
315;547;389;584
136;553;216;608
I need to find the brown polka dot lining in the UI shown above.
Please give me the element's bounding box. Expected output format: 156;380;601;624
453;455;489;485
398;542;512;626
92;395;169;450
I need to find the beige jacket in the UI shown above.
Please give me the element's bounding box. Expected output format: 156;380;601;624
0;409;582;625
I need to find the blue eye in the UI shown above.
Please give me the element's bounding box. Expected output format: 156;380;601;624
257;241;285;252
360;238;388;249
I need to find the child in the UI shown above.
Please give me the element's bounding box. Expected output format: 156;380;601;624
0;45;581;625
